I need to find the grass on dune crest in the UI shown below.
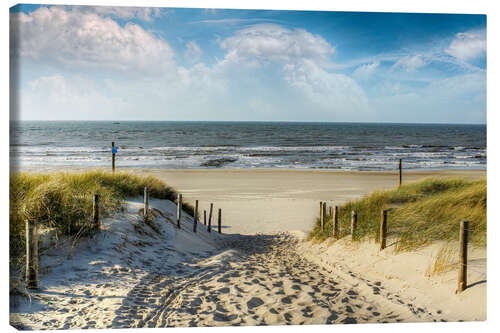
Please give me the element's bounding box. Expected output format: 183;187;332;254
10;170;194;261
309;178;486;252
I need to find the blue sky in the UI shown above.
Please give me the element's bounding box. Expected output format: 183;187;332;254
10;4;486;123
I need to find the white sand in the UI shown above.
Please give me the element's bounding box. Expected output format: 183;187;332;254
9;169;486;328
298;235;486;322
9;199;455;329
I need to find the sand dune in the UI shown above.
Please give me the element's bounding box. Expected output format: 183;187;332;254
11;197;452;329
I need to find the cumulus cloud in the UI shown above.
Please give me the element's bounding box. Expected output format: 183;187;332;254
10;6;174;73
13;10;372;120
445;30;486;61
392;55;427;72
74;5;162;21
219;24;334;65
215;24;371;115
352;61;380;80
184;41;203;63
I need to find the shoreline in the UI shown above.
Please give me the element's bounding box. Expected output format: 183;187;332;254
12;165;487;175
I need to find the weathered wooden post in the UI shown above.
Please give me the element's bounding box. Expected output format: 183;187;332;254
218;208;222;234
379;209;388;250
144;187;149;219
399;159;402;187
319;202;326;232
319;201;323;226
204;210;207;225
329;206;333;218
457;220;469;293
193;200;198;232
25;220;38;289
177;194;182;229
321;202;326;232
351;211;358;241
208;203;213;232
93;194;100;230
333;206;339;238
112;141;116;173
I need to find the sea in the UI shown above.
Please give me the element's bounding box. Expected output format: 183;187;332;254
10;121;486;171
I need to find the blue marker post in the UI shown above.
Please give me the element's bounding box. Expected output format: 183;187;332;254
112;142;117;173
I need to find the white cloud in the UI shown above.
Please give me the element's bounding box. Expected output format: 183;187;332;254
14;13;371;121
392;55;427;72
445;30;486;61
219;24;334;65
21;75;130;120
74;5;162;22
353;61;380;80
184;41;203;62
283;60;371;115
10;6;174;73
215;24;371;115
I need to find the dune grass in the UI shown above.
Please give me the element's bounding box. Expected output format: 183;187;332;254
10;170;194;262
309;177;486;252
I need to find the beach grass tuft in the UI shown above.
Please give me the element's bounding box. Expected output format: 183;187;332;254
308;177;486;252
425;244;457;276
10;170;194;263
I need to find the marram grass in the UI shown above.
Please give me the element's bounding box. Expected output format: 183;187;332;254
309;178;486;252
10;170;194;260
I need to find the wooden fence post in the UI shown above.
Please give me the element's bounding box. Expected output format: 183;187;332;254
351;211;358;241
319;201;323;225
177;194;182;229
399;159;402;187
193;200;198;232
112;141;116;173
333;206;339;238
218;208;222;234
25;220;38;289
208;203;213;232
379;209;388;250
204;210;207;225
144;187;149;219
322;202;326;232
93;194;100;230
457;220;469;293
329;206;333;218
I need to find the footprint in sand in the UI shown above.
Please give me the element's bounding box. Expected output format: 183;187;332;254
247;297;264;309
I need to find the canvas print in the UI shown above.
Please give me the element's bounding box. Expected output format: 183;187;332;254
9;3;486;330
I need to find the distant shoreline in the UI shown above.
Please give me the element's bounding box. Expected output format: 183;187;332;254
11;165;487;175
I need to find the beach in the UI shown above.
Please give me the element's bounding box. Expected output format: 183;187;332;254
9;4;489;329
140;168;486;235
9;168;487;329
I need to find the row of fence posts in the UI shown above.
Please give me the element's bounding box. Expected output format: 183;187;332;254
26;189;222;290
143;187;222;234
318;202;470;293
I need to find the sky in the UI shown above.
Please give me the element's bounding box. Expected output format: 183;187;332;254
9;4;487;123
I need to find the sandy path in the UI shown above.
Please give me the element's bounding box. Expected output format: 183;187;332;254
111;233;444;328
